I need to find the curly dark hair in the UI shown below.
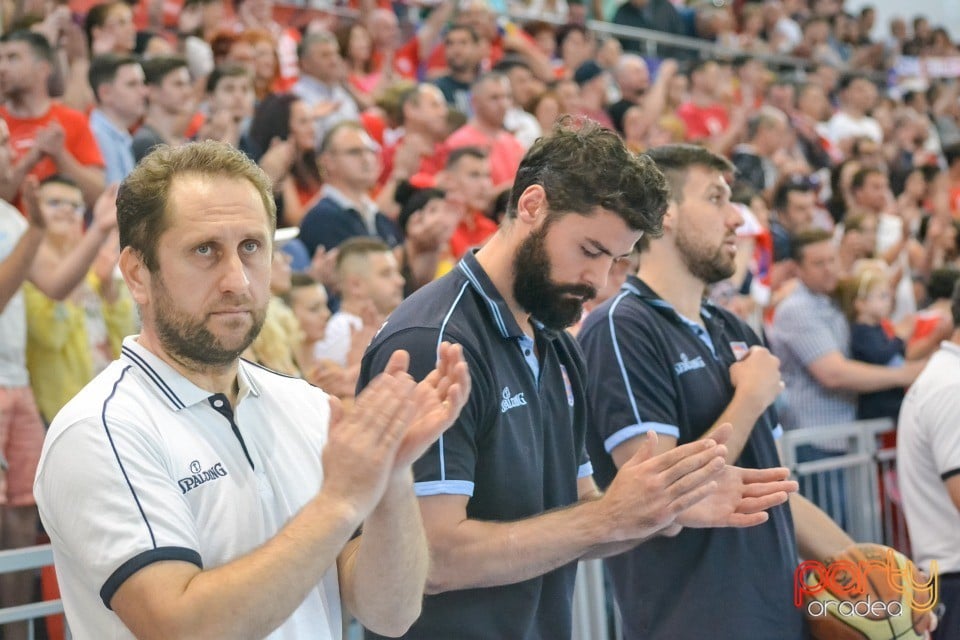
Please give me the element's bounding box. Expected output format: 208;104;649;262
506;117;667;237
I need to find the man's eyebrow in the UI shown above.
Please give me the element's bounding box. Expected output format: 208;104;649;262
586;238;615;257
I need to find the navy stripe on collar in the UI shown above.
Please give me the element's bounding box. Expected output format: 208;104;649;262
120;346;185;410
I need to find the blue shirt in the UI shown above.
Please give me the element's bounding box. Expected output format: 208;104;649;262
359;251;592;640
298;185;400;256
578;276;803;640
89;109;135;185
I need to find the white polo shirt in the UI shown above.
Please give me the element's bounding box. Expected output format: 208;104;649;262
897;340;960;575
35;336;341;639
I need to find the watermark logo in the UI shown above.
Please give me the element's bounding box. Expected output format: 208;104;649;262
794;549;938;618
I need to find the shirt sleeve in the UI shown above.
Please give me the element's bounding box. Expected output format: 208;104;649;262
923;383;960;481
35;413;203;610
578;301;683;454
358;327;493;497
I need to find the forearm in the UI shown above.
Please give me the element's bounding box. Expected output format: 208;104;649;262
341;473;426;636
31;228;109;299
374;175;403;220
0;227;43;311
790;493;853;561
425;498;640;594
702;391;768;464
126;494;362;640
813;357;908;393
53;152;104;208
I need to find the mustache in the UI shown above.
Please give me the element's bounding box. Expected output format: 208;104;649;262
555;284;598;300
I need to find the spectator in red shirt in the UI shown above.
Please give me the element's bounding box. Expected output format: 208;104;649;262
445;72;525;192
0;31;105;209
377;84;451;218
438;146;498;258
676;59;746;154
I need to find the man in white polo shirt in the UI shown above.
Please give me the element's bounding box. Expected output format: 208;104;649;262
897;281;960;640
33;141;469;639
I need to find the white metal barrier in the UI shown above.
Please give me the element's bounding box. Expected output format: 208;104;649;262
0;543;65;640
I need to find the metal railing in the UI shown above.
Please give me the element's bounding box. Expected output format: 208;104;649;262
0;543;65;640
571;418;908;639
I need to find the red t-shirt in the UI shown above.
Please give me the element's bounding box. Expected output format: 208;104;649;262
444;124;524;189
378;135;447;188
676;101;730;141
450;210;498;258
371;38;421;80
1;103;104;209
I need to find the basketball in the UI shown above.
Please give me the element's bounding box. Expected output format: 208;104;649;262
800;543;936;640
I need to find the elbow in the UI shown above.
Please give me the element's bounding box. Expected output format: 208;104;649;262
423;554;455;595
364;601;422;638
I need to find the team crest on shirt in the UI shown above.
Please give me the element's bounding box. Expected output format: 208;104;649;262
178;460;229;494
500;386;527;413
729;341;750;361
673;353;707;376
559;365;575;407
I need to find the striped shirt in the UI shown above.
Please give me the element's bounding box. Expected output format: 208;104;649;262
769;281;856;438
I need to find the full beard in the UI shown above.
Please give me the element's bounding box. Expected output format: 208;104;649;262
512;226;597;331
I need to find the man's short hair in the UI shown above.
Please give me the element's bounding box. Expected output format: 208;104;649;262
117;141;276;273
507;118;667;238
643;144;734;206
38;174;81;191
88;54;140;103
746;106;787;141
205;63;250;94
445;24;480;43
928;267;960;302
790;228;833;263
335;237;392;276
141;55;189;86
837;72;872;93
297;31;337;62
492;55;532;76
445;145;487;170
850;166;884;193
772;175;815;211
943;142;960;168
0;30;54;65
470;71;508;94
318;120;366;155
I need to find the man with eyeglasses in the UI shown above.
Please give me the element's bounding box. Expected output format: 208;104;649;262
299;122;400;258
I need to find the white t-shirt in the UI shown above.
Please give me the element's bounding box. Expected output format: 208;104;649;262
897;341;960;575
825;111;883;147
0;202;29;387
35;337;341;639
313;311;362;367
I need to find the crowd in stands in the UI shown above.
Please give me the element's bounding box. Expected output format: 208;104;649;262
2;0;960;633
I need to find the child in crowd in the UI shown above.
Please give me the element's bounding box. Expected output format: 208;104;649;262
838;262;943;421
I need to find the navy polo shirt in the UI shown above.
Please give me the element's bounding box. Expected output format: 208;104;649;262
359;251;592;640
577;276;803;640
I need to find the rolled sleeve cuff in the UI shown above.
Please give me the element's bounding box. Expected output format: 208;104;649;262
414;480;475;497
604;423;680;453
577;461;594;479
101;546;202;609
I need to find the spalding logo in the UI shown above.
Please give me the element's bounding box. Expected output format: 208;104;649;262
178;460;229;494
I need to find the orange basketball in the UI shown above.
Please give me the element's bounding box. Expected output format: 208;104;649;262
800;543;936;640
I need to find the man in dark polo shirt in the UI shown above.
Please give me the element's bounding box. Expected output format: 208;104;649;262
359;124;797;640
577;145;857;639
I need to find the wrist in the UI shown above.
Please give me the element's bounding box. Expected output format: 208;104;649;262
311;489;366;533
